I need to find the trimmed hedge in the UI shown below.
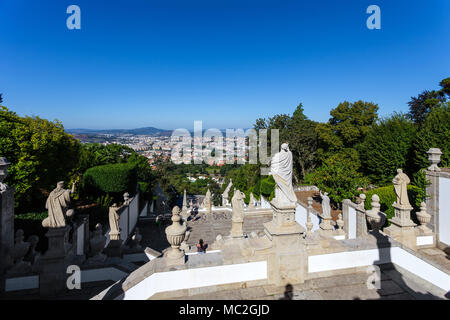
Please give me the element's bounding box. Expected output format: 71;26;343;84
82;162;137;195
364;185;422;226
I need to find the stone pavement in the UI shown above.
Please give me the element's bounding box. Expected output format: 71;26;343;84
175;267;447;300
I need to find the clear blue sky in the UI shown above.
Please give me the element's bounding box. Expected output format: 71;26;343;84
1;0;449;130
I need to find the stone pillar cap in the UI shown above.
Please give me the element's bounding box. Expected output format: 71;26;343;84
427;148;442;154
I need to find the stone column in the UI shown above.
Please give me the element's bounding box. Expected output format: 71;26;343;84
39;225;72;297
264;199;306;286
425;148;442;241
0;157;14;294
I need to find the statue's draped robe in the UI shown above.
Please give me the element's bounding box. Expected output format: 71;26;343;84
231;192;244;221
393;172;411;207
270;149;297;204
45;188;71;227
321;194;331;218
109;206;120;240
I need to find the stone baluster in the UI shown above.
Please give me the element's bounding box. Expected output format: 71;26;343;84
365;194;386;232
165;206;186;265
336;214;345;235
306;197;313;237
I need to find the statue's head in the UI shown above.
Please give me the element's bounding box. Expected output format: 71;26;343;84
397;169;403;174
324;192;328;196
281;143;289;151
57;181;64;189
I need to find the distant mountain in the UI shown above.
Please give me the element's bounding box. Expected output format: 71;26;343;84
67;127;173;136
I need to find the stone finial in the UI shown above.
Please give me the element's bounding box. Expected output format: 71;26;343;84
365;194;386;232
416;202;432;233
165;206;187;264
123;192;131;205
0;157;10;191
307;196;313;209
336;214;345;235
357;194;366;211
427;148;442;172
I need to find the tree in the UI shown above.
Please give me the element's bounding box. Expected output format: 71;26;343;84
407;90;445;124
284;104;318;181
316;100;379;161
359;113;416;185
0;107;81;213
412;103;450;171
0;93;3;104
305;151;367;206
408;78;449;124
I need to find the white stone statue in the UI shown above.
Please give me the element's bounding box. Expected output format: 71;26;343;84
222;179;233;206
392;169;411;208
320;191;331;218
249;192;256;209
42;181;76;228
231;190;245;221
269;143;297;205
205;189;212;213
108;203;121;241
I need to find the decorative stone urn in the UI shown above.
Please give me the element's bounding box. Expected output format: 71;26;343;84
427;148;442;172
8;229;32;275
0;157;10;191
88;223;107;262
416;202;432;233
165;206;187;264
365;194;386;232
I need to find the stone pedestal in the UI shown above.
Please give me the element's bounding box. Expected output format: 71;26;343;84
39;226;72;297
384;204;417;249
231;219;244;238
105;239;123;258
264;200;306;286
319;215;334;237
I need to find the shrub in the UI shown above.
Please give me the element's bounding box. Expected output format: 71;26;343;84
364;185;422;225
359;113;416;184
82;162;137;197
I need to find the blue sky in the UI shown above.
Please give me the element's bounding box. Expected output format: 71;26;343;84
1;0;449;130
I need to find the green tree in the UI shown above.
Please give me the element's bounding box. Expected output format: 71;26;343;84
408;78;449;124
0;107;81;213
412;103;450;170
316;100;379;161
359;113;416;185
305;151;367;206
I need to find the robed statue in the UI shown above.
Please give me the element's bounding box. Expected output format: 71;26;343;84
269;143;297;205
320;191;331;218
392;169;411;208
109;203;121;240
42;181;76;228
231;189;245;222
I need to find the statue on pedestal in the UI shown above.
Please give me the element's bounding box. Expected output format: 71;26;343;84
269;143;297;206
392;169;411;208
42;181;76;228
320;191;331;218
108;203;121;241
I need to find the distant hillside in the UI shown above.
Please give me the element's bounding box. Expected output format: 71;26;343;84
67;127;173;136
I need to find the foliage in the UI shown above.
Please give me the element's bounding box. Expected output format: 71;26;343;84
305;151;367;206
364;185;423;225
359;113;416;184
316;100;379;160
412;103;450;171
408;78;449;124
82;162;137;198
0;106;81;213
